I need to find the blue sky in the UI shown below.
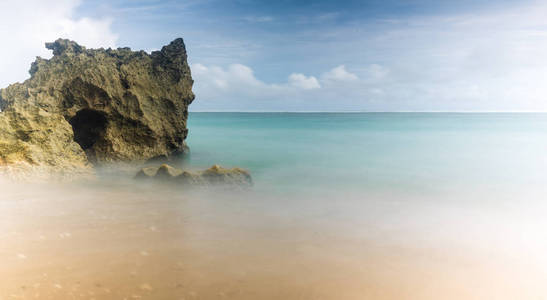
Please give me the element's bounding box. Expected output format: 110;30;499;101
76;0;528;81
1;0;547;111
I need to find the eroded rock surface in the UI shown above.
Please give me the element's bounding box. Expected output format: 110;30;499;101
0;38;194;176
136;164;253;187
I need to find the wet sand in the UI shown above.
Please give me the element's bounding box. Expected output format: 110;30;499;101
1;179;546;299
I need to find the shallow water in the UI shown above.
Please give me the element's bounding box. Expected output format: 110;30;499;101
2;113;547;299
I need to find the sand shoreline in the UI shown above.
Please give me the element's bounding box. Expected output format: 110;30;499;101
1;178;546;299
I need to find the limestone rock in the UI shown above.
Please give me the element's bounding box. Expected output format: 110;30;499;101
0;38;194;175
155;164;183;179
136;164;253;187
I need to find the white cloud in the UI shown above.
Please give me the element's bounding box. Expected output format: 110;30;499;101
288;73;321;89
191;63;327;111
322;65;358;82
193;64;263;90
192;63;321;95
0;0;117;88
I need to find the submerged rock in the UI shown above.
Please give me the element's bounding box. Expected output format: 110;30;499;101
136;164;253;187
0;38;194;176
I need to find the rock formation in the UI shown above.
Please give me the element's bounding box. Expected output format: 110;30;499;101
136;164;253;187
0;38;194;176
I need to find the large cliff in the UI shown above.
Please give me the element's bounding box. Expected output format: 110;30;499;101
0;38;194;176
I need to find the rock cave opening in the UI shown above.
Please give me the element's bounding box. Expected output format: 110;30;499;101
69;109;108;151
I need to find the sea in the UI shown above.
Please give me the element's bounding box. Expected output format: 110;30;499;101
187;112;547;195
1;112;547;299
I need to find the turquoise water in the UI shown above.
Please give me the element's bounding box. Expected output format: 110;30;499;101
186;112;547;195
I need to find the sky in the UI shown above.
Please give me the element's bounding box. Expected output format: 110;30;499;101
1;0;547;111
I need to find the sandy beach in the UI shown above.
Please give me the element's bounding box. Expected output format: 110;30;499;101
1;178;546;299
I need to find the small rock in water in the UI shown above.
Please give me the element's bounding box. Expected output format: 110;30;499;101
135;164;253;187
